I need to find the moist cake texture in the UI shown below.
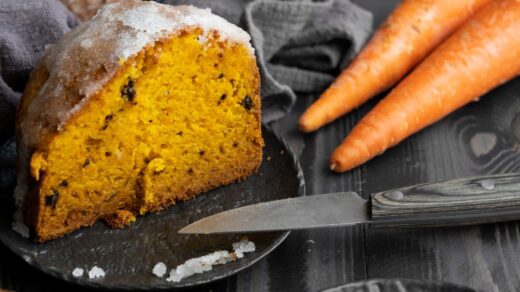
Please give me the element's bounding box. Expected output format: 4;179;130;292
14;0;262;242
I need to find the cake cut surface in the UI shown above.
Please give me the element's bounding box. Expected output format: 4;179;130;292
15;0;262;242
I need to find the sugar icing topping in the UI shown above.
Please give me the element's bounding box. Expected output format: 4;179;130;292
27;0;254;140
97;2;254;59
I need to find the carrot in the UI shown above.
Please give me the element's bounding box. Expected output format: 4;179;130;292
299;0;492;133
330;0;520;173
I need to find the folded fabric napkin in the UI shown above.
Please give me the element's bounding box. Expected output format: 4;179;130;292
0;0;372;192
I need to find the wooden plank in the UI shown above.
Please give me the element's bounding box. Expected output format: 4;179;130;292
364;69;520;292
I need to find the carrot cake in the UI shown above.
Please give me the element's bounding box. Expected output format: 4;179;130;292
14;0;262;242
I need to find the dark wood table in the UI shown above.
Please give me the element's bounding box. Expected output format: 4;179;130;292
2;1;519;291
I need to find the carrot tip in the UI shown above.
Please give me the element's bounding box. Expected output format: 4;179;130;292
298;120;313;133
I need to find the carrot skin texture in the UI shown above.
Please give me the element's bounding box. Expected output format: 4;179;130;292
330;0;520;173
299;0;492;133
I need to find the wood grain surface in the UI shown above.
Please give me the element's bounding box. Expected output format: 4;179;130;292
2;0;520;291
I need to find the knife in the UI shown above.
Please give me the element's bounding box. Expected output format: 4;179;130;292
179;173;520;234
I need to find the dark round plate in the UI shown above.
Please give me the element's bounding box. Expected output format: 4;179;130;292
320;279;479;292
0;125;305;289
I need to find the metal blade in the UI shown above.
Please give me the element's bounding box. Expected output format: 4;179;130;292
178;192;370;234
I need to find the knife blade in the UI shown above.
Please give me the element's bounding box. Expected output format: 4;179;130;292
179;173;520;234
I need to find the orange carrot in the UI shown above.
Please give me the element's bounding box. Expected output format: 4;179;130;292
330;0;520;173
299;0;492;133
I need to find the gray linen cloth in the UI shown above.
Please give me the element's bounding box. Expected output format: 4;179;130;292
0;0;372;192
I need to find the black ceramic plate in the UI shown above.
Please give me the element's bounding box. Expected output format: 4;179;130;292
0;125;305;289
320;279;479;292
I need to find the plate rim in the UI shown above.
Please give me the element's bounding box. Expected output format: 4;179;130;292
0;124;306;289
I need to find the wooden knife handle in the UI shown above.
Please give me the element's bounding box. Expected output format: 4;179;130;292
370;173;520;227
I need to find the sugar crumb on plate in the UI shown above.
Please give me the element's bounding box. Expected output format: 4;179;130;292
232;239;256;258
88;266;106;279
165;239;256;283
166;250;232;283
152;262;167;278
72;267;84;277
